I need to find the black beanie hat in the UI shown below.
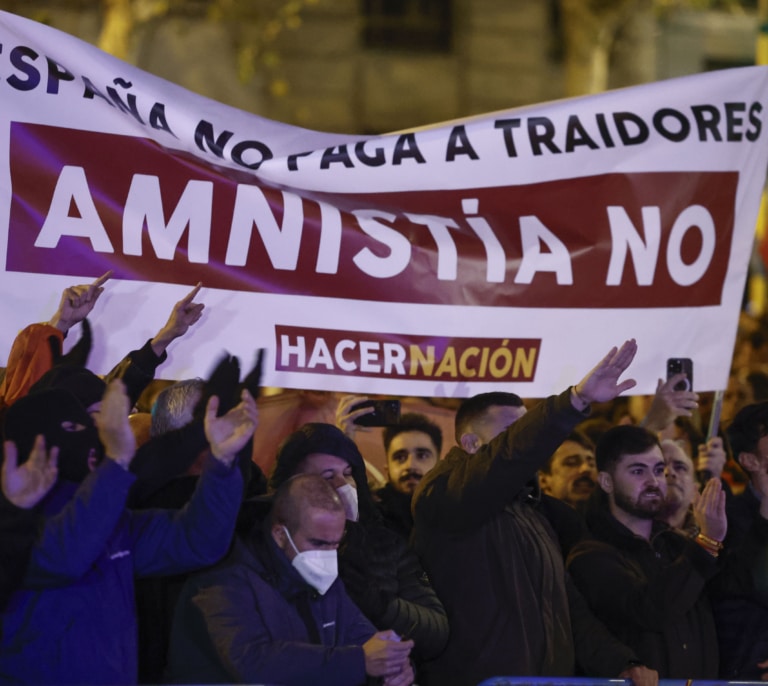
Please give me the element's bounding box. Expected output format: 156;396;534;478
4;388;100;484
30;366;106;412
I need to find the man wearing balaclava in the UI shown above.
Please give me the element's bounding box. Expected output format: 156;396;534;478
0;379;258;685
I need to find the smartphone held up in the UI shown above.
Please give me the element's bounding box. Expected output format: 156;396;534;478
351;399;401;427
667;358;693;392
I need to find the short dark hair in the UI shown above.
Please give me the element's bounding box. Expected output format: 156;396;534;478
383;413;442;456
541;430;595;475
454;392;523;444
727;401;768;459
596;425;660;473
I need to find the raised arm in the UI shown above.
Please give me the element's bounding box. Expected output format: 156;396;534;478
149;282;204;357
570;338;638;410
417;341;638;531
640;374;699;433
105;283;205;407
48;271;112;335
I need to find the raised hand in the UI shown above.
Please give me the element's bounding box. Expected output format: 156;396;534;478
335;394;374;439
48;271;112;333
641;374;699;432
2;437;58;509
693;477;727;543
151;282;205;356
204;389;258;467
572;339;638;409
95;379;136;469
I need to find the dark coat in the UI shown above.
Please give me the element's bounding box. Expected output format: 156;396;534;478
567;509;720;678
374;482;414;541
711;485;768;680
167;528;376;685
0;455;243;685
412;390;636;686
0;499;38;613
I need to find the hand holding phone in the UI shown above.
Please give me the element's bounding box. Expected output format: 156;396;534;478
351;399;401;427
667;358;693;392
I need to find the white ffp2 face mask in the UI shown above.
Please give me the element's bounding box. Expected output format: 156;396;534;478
336;483;359;521
282;526;338;595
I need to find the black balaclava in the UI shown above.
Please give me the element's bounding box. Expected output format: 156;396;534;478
29;366;106;412
4;388;101;484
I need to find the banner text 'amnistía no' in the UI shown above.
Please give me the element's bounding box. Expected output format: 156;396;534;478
0;10;766;396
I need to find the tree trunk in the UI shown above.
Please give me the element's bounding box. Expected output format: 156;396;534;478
98;0;135;59
559;0;651;96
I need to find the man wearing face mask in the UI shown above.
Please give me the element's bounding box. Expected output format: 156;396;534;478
167;473;415;685
267;424;448;670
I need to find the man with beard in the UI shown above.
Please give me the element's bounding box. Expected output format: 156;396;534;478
374;413;442;539
539;430;597;515
567;424;726;678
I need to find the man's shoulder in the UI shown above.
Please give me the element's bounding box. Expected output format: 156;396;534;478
412;447;466;501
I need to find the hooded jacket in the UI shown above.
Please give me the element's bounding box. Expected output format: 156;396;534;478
167;526;376;685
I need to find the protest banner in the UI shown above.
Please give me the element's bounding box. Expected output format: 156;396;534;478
0;10;766;396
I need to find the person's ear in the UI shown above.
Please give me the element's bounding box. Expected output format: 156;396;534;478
460;432;481;454
271;523;287;549
538;471;551;495
597;471;614;494
738;451;760;473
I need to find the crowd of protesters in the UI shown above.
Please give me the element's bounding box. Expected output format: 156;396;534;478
3;274;768;686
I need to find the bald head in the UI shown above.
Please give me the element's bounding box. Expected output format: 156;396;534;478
270;473;346;562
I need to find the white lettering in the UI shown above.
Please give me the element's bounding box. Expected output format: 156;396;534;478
280;335;306;367
334;340;357;371
36;166;114;252
405;213;459;280
606;206;660;286
515;216;573;285
123;175;212;262
463;197;505;283
352;210;411;278
316;201;342;274
666;205;715;286
226;187;303;268
382;343;407;374
308;338;334;369
359;341;381;373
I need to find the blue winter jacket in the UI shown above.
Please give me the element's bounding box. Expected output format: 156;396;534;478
0;454;243;685
167;527;377;685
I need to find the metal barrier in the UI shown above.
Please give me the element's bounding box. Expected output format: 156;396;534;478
477;679;757;686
